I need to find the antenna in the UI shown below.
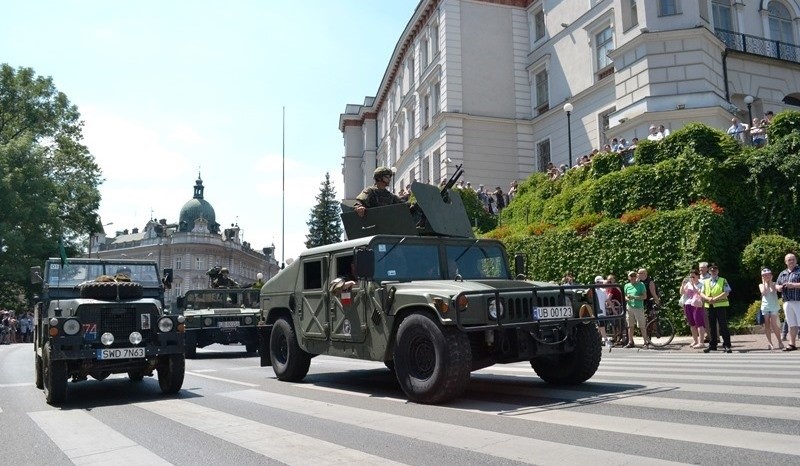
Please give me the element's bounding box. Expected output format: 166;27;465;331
282;106;286;269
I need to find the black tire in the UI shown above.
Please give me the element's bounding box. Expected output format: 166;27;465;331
384;360;395;373
393;313;471;404
35;352;44;389
158;354;185;394
43;342;67;405
269;318;311;382
128;371;145;382
245;341;258;354
80;281;143;300
184;333;197;359
531;324;601;385
647;318;675;347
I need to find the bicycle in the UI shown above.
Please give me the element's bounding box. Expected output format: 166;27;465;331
645;304;675;347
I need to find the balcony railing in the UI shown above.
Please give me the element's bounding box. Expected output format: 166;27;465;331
715;28;800;64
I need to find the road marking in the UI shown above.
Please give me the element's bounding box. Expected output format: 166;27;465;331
136;399;406;466
184;371;259;387
189;369;217;373
0;382;34;388
28;410;172;465
222;389;685;465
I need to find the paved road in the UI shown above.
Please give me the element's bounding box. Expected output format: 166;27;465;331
0;339;797;465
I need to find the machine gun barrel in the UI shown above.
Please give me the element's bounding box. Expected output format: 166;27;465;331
440;163;464;202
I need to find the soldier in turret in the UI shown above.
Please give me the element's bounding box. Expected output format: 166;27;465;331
354;167;405;217
212;267;239;288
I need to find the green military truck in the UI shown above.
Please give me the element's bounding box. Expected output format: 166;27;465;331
257;181;624;404
31;258;185;405
177;287;261;358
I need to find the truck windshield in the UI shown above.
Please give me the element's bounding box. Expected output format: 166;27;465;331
46;262;161;287
183;290;260;310
371;241;510;281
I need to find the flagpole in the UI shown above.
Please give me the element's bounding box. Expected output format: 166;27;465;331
281;106;285;269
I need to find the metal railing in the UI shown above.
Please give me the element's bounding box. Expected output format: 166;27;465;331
715;28;800;64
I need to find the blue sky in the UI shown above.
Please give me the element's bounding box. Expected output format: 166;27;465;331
1;0;418;263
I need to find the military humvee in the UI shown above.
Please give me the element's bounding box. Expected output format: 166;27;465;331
257;181;624;404
31;258;185;405
177;287;261;358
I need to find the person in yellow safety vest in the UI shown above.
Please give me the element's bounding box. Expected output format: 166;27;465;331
700;263;732;353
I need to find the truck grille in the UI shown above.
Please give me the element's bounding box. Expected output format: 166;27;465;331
76;304;160;347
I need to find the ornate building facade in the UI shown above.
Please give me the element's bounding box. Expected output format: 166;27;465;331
91;175;279;309
340;0;800;197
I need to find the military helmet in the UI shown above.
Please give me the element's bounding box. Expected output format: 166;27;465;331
221;267;229;273
373;166;393;179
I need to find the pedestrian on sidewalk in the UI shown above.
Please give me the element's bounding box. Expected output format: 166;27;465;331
682;270;706;348
759;268;784;350
776;253;800;351
701;264;733;353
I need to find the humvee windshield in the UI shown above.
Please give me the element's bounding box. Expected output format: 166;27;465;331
183;290;260;310
45;262;161;287
372;240;510;281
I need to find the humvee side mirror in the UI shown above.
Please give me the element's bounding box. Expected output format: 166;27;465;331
162;268;174;289
514;253;527;279
30;266;43;285
354;249;375;279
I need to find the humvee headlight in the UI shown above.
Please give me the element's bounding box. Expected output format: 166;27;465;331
129;332;143;345
455;294;468;311
63;319;81;336
488;298;505;320
177;315;185;324
244;316;253;325
49;317;59;327
158;317;174;333
101;332;115;346
203;317;213;326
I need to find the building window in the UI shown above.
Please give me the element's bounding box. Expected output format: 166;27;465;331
409;57;416;84
658;0;681;16
712;0;733;32
398;120;405;154
598;106;616;146
432;82;441;116
421;37;429;67
432;149;441;185
422;93;431;130
408;109;416;139
623;0;639;31
422;155;430;184
195;257;202;270
176;256;182;270
431;24;440;56
769;2;795;44
699;0;709;21
537;139;551;173
534;69;549;115
409;167;416;185
595;26;614;79
534;8;545;42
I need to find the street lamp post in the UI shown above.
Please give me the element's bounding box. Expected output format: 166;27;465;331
744;95;754;145
563;103;574;168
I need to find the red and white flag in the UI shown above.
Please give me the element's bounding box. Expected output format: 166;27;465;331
341;292;351;305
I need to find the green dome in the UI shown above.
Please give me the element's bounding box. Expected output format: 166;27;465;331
178;175;220;234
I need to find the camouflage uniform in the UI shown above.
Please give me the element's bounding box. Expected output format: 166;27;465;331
354;186;404;209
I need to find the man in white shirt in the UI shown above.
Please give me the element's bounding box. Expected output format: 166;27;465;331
727;118;747;143
647;125;663;141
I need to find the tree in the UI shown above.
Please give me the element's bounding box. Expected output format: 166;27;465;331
305;172;343;248
0;64;102;309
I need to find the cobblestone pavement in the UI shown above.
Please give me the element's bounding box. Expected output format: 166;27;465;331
619;331;792;353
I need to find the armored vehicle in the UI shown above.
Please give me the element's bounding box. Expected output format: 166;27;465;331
31;258;185;405
258;180;624;404
177;287;261;358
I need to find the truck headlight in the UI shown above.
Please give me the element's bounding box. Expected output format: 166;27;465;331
244;316;253;325
101;332;114;346
63;319;81;335
158;317;174;333
203;317;213;326
129;332;143;345
488;298;504;320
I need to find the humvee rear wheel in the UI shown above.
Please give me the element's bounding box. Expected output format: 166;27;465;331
35;352;44;389
158;354;185;394
531;324;601;384
394;314;471;404
43;342;67;405
269;318;311;381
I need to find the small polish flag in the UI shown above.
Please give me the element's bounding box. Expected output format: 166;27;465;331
341;292;351;305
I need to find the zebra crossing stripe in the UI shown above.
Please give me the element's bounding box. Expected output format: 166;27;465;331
135;399;406;466
222;389;685;465
28;410;172;465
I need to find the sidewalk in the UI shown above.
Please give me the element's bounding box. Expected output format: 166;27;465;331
619;333;791;353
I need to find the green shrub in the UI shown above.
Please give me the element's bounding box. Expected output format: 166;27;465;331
660;122;740;162
620;206;656;224
740;234;800;278
634;139;660;165
458;189;497;233
567;213;604;234
766;110;800;141
591;151;622;178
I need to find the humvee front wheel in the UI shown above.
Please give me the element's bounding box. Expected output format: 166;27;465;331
35;352;44;389
158;354;185;394
531;324;601;384
43;342;67;405
394;314;471;404
270;318;311;381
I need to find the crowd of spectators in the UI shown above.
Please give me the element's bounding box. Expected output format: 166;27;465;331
0;309;33;344
727;110;774;147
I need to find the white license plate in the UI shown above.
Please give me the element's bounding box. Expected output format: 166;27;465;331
532;306;574;320
96;347;145;360
218;321;240;328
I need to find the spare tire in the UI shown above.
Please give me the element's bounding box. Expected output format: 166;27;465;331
80;281;144;300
